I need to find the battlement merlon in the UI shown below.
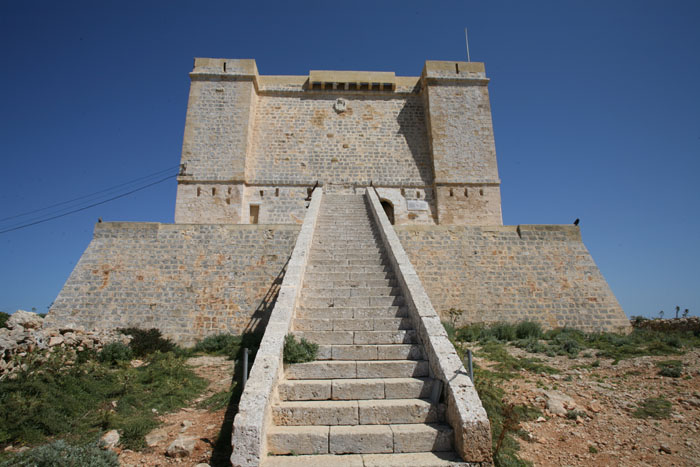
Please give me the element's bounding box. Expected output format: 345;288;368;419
190;58;259;81
421;60;489;83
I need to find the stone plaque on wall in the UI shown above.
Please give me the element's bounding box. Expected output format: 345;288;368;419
407;200;429;211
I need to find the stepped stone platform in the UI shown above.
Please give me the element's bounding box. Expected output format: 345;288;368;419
232;190;491;466
266;194;462;464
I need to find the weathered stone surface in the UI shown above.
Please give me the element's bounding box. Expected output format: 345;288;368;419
273;400;359;426
278;380;331;401
99;430;120;449
391;423;453;453
332;379;384;400
358;399;438;425
7;310;43;330
166;437;196;458
267;426;329;455
329;425;393;454
544;390;576;415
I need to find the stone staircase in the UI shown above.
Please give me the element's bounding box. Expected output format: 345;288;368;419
263;194;467;466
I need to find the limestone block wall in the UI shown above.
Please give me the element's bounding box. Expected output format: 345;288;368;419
248;93;433;187
422;62;499;184
434;184;502;225
179;59;258;181
242;185;310;224
45;222;300;345
175;182;245;223
396;225;628;331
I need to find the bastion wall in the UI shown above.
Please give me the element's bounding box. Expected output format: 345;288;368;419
396;224;628;331
45;222;300;345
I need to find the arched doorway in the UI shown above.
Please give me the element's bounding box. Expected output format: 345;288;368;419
380;199;395;225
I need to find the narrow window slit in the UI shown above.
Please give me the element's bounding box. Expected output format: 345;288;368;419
275;188;279;197
212;187;216;196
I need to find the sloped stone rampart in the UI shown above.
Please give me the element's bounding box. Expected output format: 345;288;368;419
45;223;300;345
395;225;629;331
365;188;492;464
231;188;322;467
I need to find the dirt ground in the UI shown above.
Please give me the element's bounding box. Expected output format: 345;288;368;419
117;348;700;466
117;355;234;467
479;347;700;466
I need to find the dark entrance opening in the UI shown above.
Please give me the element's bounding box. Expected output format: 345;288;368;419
380;199;395;225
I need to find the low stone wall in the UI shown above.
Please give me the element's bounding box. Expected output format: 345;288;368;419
0;310;129;380
45;223;300;345
631;317;700;333
366;188;492;464
231;188;322;467
396;225;628;332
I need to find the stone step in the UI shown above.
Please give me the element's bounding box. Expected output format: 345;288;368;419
307;258;388;267
272;399;442;426
304;272;395;282
266;423;454;456
295;330;418;345
309;249;384;258
308;256;388;265
293;317;412;332
285;360;429;380
306;265;392;274
320;344;424;361
302;287;400;299
311;246;383;254
295;305;407;320
300;296;405;308
263;451;467;467
304;279;397;289
315;233;381;242
278;377;434;401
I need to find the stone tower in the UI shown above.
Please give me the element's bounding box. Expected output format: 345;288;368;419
175;59;502;226
46;58;628;346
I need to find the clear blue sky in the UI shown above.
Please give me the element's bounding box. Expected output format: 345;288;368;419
1;1;698;319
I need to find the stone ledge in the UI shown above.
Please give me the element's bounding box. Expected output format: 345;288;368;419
366;188;492;464
231;187;323;467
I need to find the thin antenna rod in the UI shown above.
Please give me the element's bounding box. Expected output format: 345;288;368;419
465;28;471;62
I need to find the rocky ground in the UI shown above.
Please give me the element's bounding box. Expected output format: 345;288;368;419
475;345;700;466
117;355;235;467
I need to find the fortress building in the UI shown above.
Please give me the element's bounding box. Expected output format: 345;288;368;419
46;58;628;344
46;58;629;466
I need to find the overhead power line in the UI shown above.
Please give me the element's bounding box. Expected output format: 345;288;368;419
0;173;177;235
0;165;180;223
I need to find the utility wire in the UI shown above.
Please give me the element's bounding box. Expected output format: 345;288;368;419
0;165;180;223
0;173;177;235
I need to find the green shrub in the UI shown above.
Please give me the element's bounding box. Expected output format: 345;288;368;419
515;321;543;340
0;347;206;449
490;322;517;342
455;323;486;342
194;333;241;356
118;328;175;357
565;410;586;420
98;342;133;365
0;312;9;329
656;360;682;378
633;397;672;419
1;440;118;467
283;335;318;364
